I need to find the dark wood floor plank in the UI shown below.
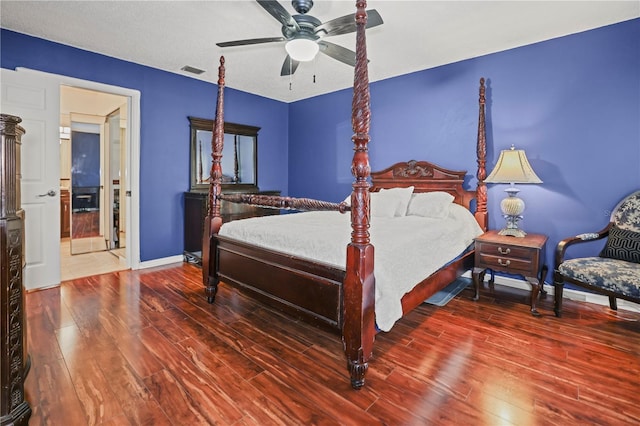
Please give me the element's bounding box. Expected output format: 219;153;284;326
143;369;214;425
24;303;65;363
96;309;165;380
143;293;265;380
249;371;344;426
62;348;124;425
25;357;89;425
567;386;640;424
170;337;300;425
242;343;382;424
138;325;246;424
22;263;640;425
139;307;191;344
88;328;173;426
139;275;256;354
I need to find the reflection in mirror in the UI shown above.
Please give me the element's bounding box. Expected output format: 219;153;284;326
106;109;126;257
68;108;128;256
221;133;256;184
69;120;103;255
189;117;259;192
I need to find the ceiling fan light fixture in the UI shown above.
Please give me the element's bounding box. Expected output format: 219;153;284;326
285;38;319;62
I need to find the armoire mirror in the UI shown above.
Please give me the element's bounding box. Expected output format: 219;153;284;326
189;117;259;192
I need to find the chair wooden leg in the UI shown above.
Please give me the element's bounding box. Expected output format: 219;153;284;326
609;296;618;310
553;278;564;318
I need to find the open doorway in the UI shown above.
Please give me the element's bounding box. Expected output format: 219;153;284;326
1;67;140;289
60;86;129;280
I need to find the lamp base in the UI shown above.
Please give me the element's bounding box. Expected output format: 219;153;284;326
498;187;527;238
498;227;527;238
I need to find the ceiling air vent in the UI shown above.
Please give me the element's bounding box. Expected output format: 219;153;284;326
180;65;205;75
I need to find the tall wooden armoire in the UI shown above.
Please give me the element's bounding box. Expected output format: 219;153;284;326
0;113;31;426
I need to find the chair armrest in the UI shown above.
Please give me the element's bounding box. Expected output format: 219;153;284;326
555;222;613;267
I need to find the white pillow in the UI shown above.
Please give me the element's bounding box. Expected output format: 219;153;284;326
370;192;397;217
406;191;455;219
378;186;414;216
342;186;414;217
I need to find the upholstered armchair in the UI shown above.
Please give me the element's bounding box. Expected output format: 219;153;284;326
553;190;640;317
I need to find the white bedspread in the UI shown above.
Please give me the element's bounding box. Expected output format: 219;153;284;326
218;203;483;331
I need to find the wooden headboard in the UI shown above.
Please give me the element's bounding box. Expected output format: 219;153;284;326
370;160;476;212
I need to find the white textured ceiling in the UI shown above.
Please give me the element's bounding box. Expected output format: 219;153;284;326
2;1;638;103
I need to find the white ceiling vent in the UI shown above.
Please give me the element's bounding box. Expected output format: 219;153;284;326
180;65;205;75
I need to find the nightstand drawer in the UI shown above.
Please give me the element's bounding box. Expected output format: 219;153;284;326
475;241;533;261
477;253;533;274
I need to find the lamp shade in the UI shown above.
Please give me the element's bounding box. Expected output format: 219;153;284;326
285;38;319;62
485;145;542;184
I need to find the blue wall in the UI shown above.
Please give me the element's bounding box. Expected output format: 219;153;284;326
288;18;640;276
1;29;289;262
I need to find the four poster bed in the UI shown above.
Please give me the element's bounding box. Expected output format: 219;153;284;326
201;1;488;389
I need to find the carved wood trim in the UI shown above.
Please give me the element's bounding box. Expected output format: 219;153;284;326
208;56;226;221
475;77;488;231
342;0;375;391
202;56;226;301
218;193;350;213
1;113;31;425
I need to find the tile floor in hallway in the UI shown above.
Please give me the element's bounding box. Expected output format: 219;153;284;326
60;237;128;281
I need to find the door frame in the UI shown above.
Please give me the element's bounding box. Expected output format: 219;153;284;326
18;67;141;271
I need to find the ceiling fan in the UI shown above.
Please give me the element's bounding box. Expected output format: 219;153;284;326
216;0;384;76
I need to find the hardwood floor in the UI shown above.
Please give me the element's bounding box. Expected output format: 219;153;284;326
24;263;640;425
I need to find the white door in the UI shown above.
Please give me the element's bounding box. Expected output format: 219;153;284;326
1;68;61;290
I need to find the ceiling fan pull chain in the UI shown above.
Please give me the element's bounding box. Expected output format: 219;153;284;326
289;57;293;90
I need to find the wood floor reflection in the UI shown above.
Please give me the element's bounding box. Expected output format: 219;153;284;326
25;263;640;425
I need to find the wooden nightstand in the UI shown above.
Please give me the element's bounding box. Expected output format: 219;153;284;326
472;230;548;316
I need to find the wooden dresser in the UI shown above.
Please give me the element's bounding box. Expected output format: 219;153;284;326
0;114;32;426
184;190;280;264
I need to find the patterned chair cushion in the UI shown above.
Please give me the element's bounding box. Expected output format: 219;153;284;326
559;257;640;298
614;190;640;232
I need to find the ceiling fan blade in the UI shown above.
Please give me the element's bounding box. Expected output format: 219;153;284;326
318;41;357;67
315;9;383;38
257;0;300;31
280;55;300;76
217;36;286;48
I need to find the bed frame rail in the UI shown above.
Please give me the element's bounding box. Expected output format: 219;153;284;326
218;193;350;213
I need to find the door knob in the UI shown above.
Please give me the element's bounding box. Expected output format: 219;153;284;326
37;190;57;197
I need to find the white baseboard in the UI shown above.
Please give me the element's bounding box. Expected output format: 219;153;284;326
461;271;640;313
137;255;184;270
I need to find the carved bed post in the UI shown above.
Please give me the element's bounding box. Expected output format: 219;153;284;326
475;77;488;231
202;56;226;303
343;0;375;390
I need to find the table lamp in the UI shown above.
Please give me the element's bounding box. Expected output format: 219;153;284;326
485;145;542;237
